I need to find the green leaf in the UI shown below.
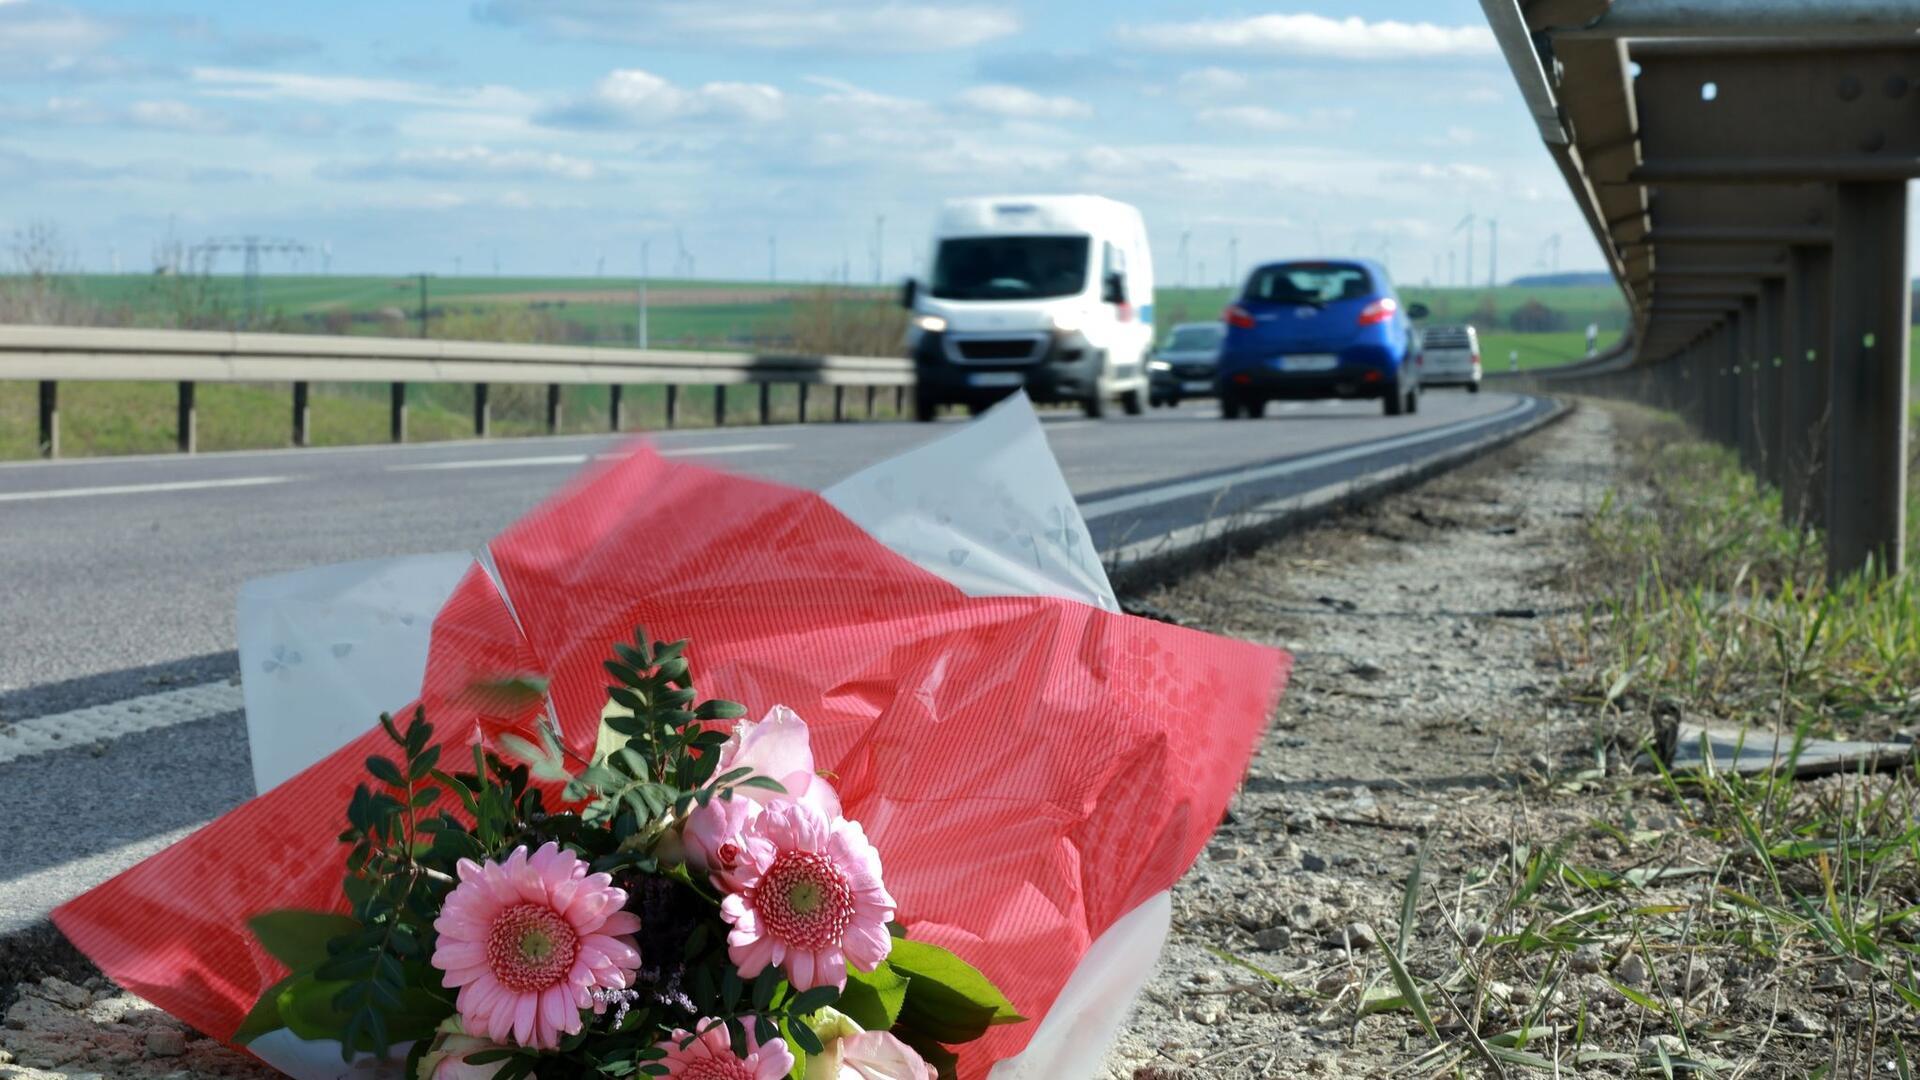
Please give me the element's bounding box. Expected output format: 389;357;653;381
231;974;296;1046
788;1017;824;1056
887;938;1023;1045
695;699;748;721
366;756;405;788
788;984;840;1017
247;910;362;972
839;961;910;1031
1380;947;1438;1041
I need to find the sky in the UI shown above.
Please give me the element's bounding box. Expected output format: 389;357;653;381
3;0;1899;288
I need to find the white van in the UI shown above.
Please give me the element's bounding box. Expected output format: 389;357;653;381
901;195;1154;420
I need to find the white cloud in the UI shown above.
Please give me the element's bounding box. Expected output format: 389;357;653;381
1381;162;1499;186
476;0;1018;53
1174;67;1250;103
540;68;784;128
1116;14;1497;61
0;95;239;132
802;76;925;116
957;84;1091;120
332;146;604;182
126;99;234;133
191;67;535;113
1197;105;1298;132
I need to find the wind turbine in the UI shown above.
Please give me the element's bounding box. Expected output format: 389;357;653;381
1453;213;1477;291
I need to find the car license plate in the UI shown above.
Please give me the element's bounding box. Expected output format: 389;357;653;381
1279;354;1338;372
1181;380;1212;393
968;372;1024;387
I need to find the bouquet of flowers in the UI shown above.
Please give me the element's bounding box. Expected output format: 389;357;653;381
232;634;1017;1080
54;396;1288;1080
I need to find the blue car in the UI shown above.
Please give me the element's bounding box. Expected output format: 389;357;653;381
1215;259;1428;419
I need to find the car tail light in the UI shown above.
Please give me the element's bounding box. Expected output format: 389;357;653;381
1224;304;1255;329
1231;373;1252;385
1471;352;1482;368
1356;297;1398;327
1363;370;1382;382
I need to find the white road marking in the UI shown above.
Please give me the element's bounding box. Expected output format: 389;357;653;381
0;476;290;503
391;443;792;472
655;442;790;457
1079;399;1533;520
389;454;588;472
0;681;245;766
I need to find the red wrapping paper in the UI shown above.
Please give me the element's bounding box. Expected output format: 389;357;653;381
54;446;1288;1076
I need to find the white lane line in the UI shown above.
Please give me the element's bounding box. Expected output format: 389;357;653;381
0;475;290;503
390;454;589;472
391;443;792;472
0;681;244;766
655;442;789;457
1079;399;1534;521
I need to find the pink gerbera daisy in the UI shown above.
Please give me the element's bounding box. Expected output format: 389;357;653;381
431;842;643;1049
719;801;895;991
656;1019;794;1080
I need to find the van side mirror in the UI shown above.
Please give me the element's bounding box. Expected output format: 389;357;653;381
1406;301;1430;320
900;278;918;309
1103;272;1126;305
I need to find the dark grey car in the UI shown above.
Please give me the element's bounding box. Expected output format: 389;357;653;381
1148;322;1226;407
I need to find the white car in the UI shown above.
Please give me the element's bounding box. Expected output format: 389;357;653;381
902;195;1155;420
1418;324;1481;392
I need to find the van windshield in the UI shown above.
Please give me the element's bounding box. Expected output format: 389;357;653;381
930;235;1091;301
1244;262;1374;306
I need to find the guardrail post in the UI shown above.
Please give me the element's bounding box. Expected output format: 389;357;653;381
1736;299;1762;476
609;385;625;432
474;384;491;438
1783;245;1832;530
894;387;905;414
715;385;728;427
546;384;562;434
390;382;408;444
865;386;877;418
666;385;680;429
1720;326;1739;449
1758;280;1786;492
292;381;311;447
1826;180;1911;581
176;381;197;454
758;382;771;425
37;381;58;458
833;386;846;422
797;383;809;424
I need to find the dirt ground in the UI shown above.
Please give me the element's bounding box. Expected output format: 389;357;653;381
460;287;806;306
5;404;1891;1078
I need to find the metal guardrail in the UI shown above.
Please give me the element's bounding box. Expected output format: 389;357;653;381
0;324;913;457
1480;0;1917;582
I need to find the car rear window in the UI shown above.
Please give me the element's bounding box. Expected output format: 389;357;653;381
1244;263;1374;305
1166;326;1224;351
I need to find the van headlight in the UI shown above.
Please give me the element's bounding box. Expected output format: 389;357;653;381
1051;310;1083;334
1149;359;1171;372
913;314;947;333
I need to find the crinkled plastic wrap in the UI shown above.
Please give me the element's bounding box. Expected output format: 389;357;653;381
53;397;1289;1079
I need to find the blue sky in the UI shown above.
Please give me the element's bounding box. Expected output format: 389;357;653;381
0;1;1752;285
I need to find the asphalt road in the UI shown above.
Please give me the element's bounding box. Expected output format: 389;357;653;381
0;390;1552;935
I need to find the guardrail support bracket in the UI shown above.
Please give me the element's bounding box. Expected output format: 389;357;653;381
609;385;624;432
293;382;312;448
37;380;57;459
474;383;491;438
715;385;728;427
665;385;680;429
797;383;809;424
1826;180;1911;581
833;386;846;423
390;382;408;444
176;381;197;454
546;384;562;435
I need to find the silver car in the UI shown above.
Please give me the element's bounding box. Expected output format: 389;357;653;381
1148;321;1227;407
1418;324;1481;392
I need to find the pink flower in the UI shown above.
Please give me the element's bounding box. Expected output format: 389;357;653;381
719;801;894;991
655;1018;794;1080
680;790;758;889
715;705;841;819
839;1031;938;1080
431;842;642;1050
